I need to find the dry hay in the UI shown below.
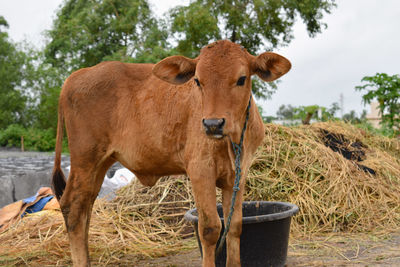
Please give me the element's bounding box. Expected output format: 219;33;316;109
0;177;197;266
1;121;400;265
247;121;400;235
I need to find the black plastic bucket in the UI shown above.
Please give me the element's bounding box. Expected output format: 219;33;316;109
184;201;299;267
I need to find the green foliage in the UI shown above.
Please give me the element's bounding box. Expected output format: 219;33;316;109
0;124;58;151
0;16;29;128
327;102;340;118
355;73;400;132
45;0;169;71
24;128;56;151
23;50;66;130
262;116;276;123
276;103;339;123
169;0;336;55
294;104;319;117
0;15;8;28
355;121;397;138
276;104;296;119
169;1;221;58
342;109;367;124
257;104;276;122
0;124;25;147
251;77;278;100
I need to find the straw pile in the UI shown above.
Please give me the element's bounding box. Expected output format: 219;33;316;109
1;121;399;265
0;177;198;266
247;121;400;235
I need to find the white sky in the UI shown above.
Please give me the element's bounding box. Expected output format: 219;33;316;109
1;0;399;117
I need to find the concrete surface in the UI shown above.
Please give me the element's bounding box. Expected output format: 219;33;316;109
0;148;70;207
0;148;124;208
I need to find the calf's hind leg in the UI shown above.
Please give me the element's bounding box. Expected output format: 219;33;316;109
59;158;114;267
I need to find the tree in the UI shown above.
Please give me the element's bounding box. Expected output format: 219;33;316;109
169;0;336;55
0;16;28;128
342;110;366;124
294;105;319;125
23;49;67;130
44;0;170;72
355;73;400;132
168;0;336;99
327;102;340;118
297;104;338;124
276;104;296;119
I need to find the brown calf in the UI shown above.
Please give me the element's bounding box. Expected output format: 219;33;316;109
52;40;291;267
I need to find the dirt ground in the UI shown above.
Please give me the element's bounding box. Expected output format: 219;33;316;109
135;230;400;267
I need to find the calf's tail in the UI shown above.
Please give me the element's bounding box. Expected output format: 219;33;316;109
52;104;67;201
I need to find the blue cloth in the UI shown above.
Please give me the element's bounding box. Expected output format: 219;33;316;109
22;194;38;204
21;195;54;218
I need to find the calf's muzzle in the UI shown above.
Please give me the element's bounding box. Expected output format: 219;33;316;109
202;118;225;138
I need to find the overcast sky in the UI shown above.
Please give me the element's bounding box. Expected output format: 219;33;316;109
1;0;399;117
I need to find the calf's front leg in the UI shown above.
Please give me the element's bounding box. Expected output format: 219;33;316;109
189;171;221;267
221;179;245;267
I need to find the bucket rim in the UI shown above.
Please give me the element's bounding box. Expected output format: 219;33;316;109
184;201;299;224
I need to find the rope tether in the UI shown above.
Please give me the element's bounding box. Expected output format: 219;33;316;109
216;95;252;255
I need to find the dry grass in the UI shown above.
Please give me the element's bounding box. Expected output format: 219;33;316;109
247;121;400;235
1;121;400;266
0;177;198;266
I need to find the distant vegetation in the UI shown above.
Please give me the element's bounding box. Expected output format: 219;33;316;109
273;103;366;124
274;103;341;124
356;73;400;133
267;71;400;138
270;101;397;138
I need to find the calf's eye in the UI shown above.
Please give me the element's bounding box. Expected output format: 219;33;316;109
194;78;201;87
236;76;246;86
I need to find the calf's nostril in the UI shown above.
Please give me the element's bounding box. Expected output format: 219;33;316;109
218;118;225;128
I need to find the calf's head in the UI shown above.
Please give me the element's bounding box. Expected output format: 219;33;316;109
153;40;291;140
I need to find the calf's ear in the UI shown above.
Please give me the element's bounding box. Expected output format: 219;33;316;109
251;52;291;82
153;55;197;85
